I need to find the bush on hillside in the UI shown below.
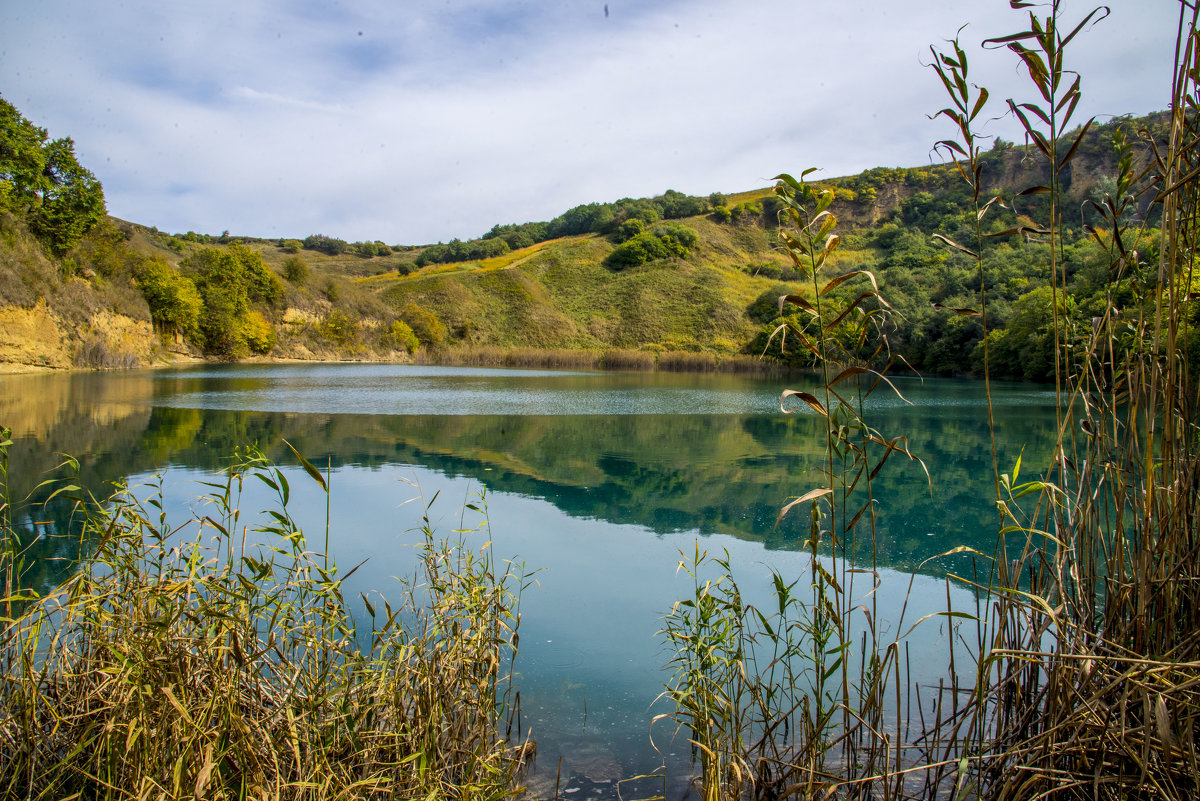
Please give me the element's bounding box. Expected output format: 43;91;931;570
303;234;349;255
399;303;446;348
135;258;201;341
283;255;309;285
605;223;699;270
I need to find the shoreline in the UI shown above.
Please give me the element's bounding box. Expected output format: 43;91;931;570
0;346;794;377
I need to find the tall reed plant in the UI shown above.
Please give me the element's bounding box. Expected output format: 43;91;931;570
0;446;531;800
920;3;1200;798
662;164;930;800
663;2;1200;800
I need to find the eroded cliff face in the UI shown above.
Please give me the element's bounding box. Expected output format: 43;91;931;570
0;301;73;370
0;299;172;373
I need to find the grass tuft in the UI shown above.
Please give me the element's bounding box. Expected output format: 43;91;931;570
0;447;531;801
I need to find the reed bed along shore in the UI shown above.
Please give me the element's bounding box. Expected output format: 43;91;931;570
425;345;787;375
0;442;533;801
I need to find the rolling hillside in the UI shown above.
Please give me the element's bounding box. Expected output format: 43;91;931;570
0;96;1172;379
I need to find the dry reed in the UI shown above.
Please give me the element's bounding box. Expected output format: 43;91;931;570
0;445;532;801
661;4;1200;800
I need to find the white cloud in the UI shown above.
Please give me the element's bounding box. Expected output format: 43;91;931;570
0;0;1181;243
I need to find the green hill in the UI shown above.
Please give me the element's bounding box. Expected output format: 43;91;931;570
0;93;1174;379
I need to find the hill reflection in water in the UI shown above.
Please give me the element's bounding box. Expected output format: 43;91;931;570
2;363;1058;793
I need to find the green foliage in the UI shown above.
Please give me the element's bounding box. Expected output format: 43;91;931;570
615;218;645;243
319;309;359;349
279;238;302;253
351;240;391;258
388;319;419;353
282;254;309;285
189;251;250;356
415;236;511;267
605;223;699;270
0;97;105;256
302;233;349;255
229;244;283;305
399;302;447;348
242;309;277;353
746;284;795;323
980;285;1068;381
134;257;201;340
183;246;279;356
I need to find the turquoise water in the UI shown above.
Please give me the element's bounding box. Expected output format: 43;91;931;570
1;363;1058;795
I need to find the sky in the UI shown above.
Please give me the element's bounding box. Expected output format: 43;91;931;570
0;0;1183;245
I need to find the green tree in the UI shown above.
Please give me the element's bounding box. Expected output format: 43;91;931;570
188;250;250;356
134;258;202;341
388;319;419;353
0;98;49;210
229;244;283;304
0;98;105;255
615;218;645;243
302;234;348;255
183;246;280;357
242;309;277;353
605;223;699;269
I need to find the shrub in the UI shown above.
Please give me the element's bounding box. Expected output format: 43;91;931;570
320;309;359;348
604;223;699;270
399;303;446;348
323;278;340;303
283;255;309;285
242;309;276;354
615;218;645;243
302;233;349;255
388;319;419;353
134;257;201;341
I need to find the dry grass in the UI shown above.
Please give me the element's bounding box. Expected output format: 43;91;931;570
0;446;532;801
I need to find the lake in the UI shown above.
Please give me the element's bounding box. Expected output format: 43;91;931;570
1;363;1058;797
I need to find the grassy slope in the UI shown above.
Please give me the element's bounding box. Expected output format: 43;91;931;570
361;219;795;355
0;112;1158;369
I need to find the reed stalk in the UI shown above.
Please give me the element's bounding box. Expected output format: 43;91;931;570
662;3;1200;800
0;446;531;800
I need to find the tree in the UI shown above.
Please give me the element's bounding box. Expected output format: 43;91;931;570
228;244;283;304
604;223;699;270
615;218;645;243
399;303;446;348
302;234;348;255
183;246;279;356
0;98;106;255
135;258;201;341
388;319;419;353
242;310;277;353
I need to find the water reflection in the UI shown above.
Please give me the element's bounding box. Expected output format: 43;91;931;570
2;365;1061;584
1;364;1059;794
